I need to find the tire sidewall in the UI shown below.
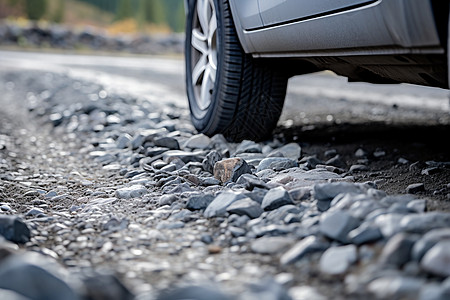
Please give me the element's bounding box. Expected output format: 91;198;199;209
185;0;223;132
448;7;450;88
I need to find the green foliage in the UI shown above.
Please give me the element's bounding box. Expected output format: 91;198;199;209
116;0;132;20
145;0;165;24
52;0;65;23
1;0;186;32
25;0;47;20
77;0;185;32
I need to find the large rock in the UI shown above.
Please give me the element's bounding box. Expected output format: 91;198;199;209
421;241;450;277
213;158;252;183
412;228;450;262
0;252;81;300
81;271;134;300
0;216;30;244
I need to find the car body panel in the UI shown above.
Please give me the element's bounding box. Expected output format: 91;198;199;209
229;0;441;57
259;0;375;27
231;0;263;29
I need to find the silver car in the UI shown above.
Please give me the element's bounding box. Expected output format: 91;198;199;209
185;0;448;141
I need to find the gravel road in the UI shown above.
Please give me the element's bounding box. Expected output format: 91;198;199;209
0;51;450;300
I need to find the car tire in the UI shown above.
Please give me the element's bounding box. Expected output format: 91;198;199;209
448;7;450;88
185;0;288;142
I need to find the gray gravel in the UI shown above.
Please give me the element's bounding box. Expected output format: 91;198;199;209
0;68;449;300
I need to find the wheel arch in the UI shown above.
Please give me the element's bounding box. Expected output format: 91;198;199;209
227;0;259;53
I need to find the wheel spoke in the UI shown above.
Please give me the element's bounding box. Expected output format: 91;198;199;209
208;60;217;82
197;0;210;36
192;54;207;86
192;28;208;54
190;0;217;111
199;66;212;110
208;8;217;45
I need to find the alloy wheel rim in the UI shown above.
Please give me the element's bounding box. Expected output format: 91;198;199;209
191;0;218;111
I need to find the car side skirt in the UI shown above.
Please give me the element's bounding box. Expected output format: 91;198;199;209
230;0;442;57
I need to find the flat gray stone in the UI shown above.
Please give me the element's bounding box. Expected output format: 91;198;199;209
236;174;270;190
268;143;301;160
204;191;246;218
25;208;45;217
116;133;131;149
374;213;404;238
320;210;359;243
280;236;329;265
226;198;263;219
157;285;231;300
234;140;262;155
325;155;347;169
400;212;450;234
421;240;450;277
314;182;367;201
267;169;341;189
154;136;180;150
379;233;416;267
319;245;357;275
186;194;215;211
348;223;383;245
0;288;29;300
349;164;369;173
412;228;450;262
163;150;205;164
156;221;185;230
300;156;323;169
159;194;178;206
251;236;295;254
256;157;298;172
261;187;294;211
368;276;424;299
265;205;303;223
115;185;147;199
406;183;425;194
182;134;211;150
407;199;427;213
288;286;326;300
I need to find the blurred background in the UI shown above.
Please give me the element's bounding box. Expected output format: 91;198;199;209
0;0;185;55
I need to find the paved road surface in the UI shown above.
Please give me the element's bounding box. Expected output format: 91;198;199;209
0;50;448;126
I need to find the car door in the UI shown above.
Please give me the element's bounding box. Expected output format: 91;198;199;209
259;0;376;27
